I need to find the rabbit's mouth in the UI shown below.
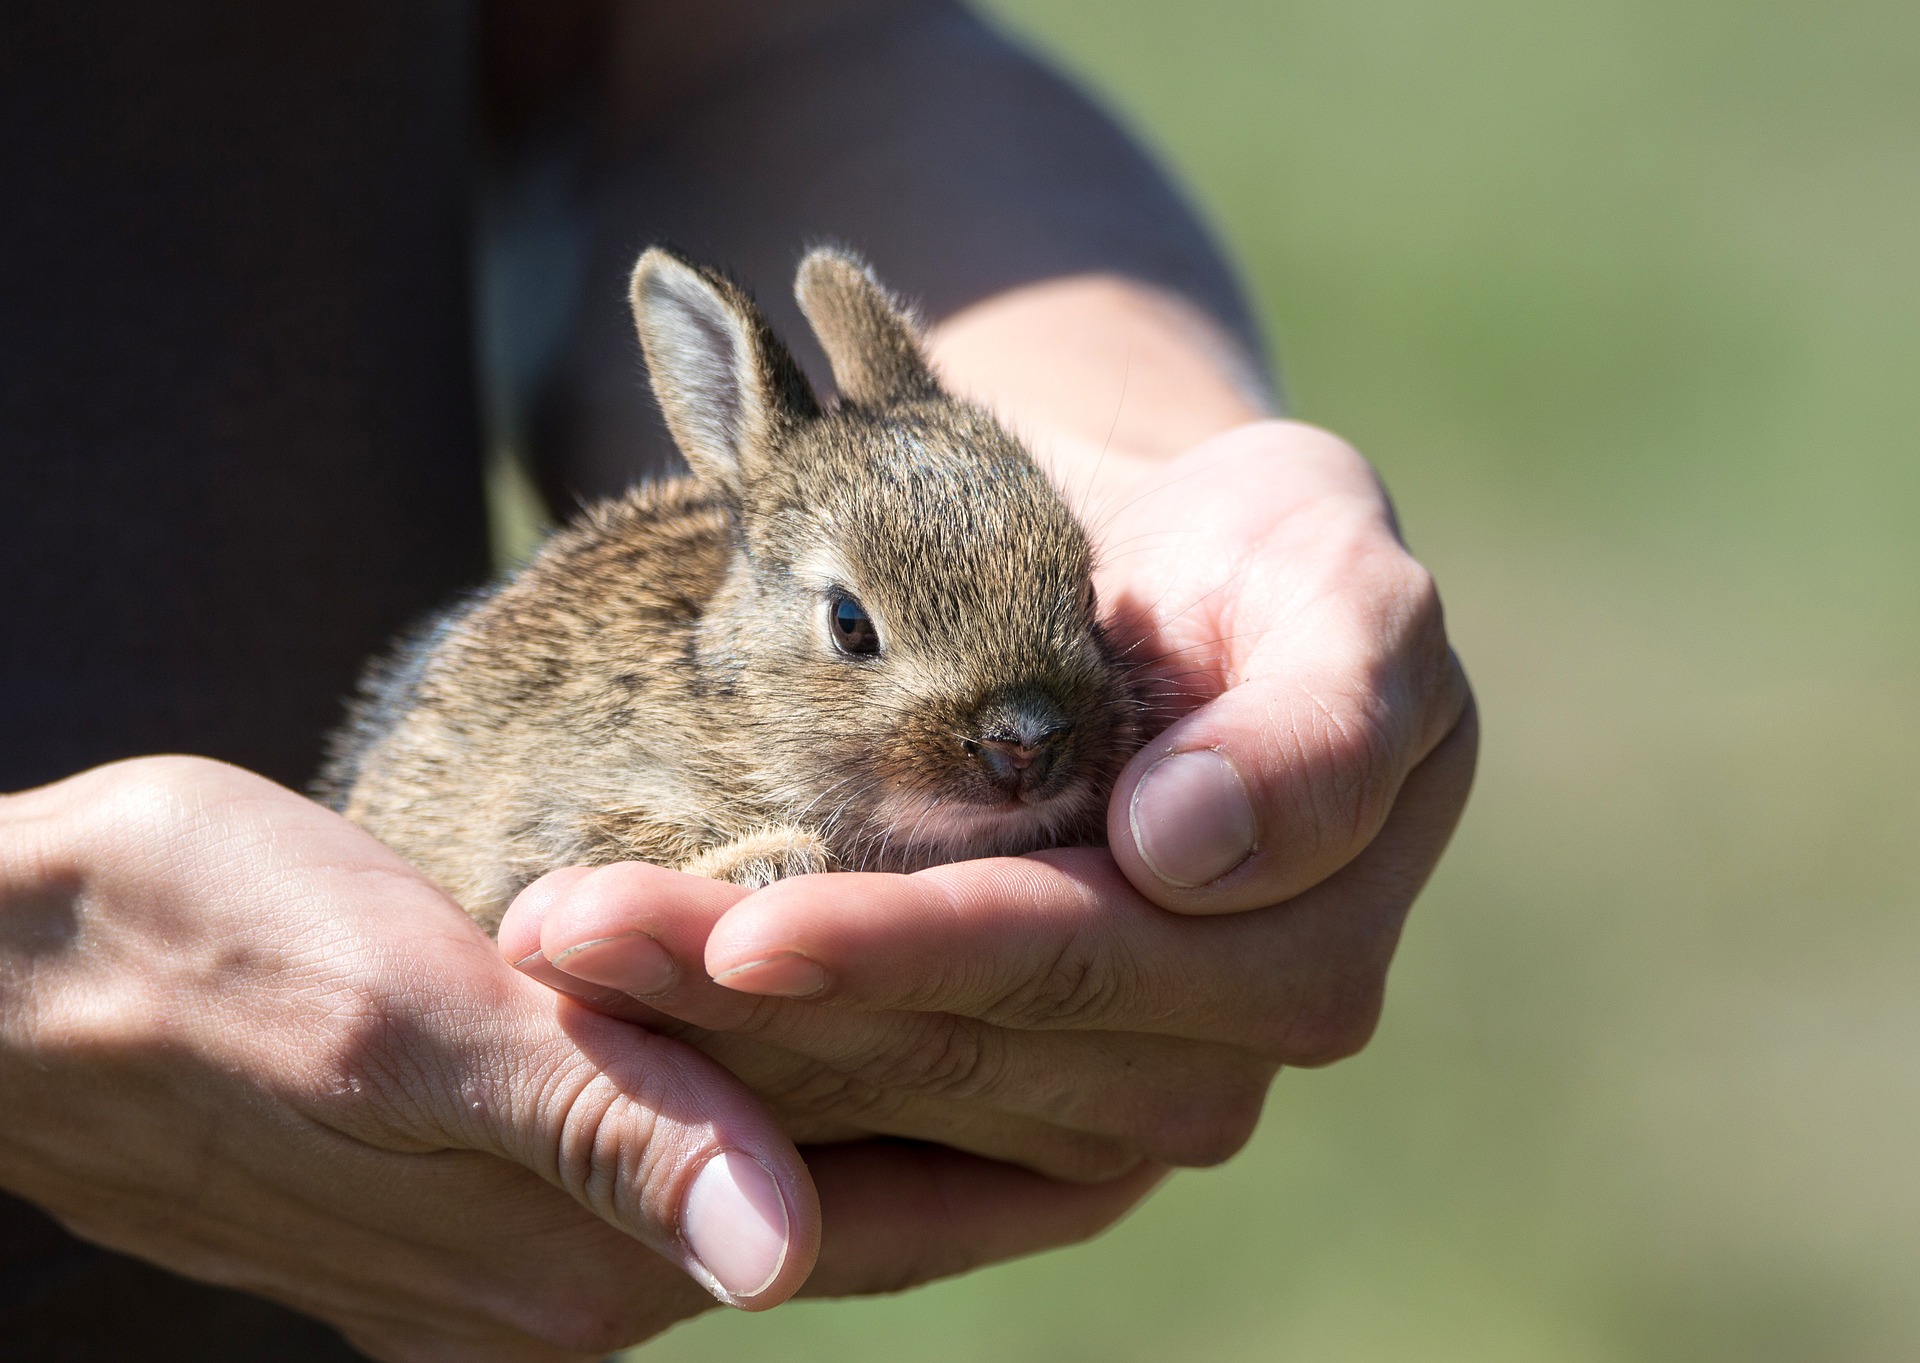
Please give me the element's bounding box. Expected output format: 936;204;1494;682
855;782;1105;871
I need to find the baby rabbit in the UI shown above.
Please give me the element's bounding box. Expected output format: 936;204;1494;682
321;246;1139;933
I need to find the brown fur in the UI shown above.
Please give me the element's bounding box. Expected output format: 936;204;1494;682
319;247;1139;932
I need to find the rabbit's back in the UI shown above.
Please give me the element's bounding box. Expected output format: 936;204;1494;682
329;477;748;927
328;245;1139;931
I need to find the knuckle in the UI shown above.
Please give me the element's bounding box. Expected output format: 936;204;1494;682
1396;557;1442;632
852;1016;1006;1101
760;1063;907;1128
1152;1078;1271;1168
76;757;203;842
1028;1134;1146;1185
1297;688;1402;855
63;756;293;882
985;930;1126;1030
549;1068;675;1219
1396;564;1467;707
1377;559;1475;749
1286;555;1460;856
550;1072;624;1200
1276;975;1385;1067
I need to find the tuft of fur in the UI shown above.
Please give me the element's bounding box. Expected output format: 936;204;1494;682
322;246;1141;933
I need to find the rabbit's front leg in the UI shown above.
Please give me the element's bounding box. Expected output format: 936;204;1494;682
681;825;835;888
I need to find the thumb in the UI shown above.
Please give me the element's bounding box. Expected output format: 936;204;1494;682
388;974;821;1310
1110;632;1470;916
1092;418;1472;916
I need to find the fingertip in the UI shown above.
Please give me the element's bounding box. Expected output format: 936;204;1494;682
1108;674;1404;915
503;869;685;1015
680;1148;817;1309
532;1005;821;1308
710;950;830;999
702;870;939;989
1109;744;1270;916
1126;749;1258;890
701;873;843;978
551;931;679;998
540;861;745;959
497;865;594;963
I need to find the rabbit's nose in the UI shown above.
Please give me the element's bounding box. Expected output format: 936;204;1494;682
968;726;1071;796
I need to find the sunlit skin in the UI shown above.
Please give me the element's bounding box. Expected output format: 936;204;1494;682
0;6;1474;1357
0;758;1165;1362
508;275;1478;1183
0;273;1473;1363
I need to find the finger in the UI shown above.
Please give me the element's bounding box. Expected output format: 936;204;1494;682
1112;617;1470;917
527;862;1273;1171
800;1141;1169;1299
676;1022;1155;1182
1099;422;1471;913
667;1013;1262;1177
497;866;647;1017
340;971;821;1311
705;705;1477;1062
497;863;737;1027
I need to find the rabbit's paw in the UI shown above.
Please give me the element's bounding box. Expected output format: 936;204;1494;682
684;827;835;888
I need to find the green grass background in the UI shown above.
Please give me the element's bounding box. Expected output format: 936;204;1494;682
634;2;1920;1358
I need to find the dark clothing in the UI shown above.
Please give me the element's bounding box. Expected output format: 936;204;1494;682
0;1;488;799
0;3;1254;1357
1;5;478;1357
0;1197;368;1362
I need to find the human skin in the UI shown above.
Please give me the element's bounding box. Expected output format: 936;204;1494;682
0;758;1163;1363
506;277;1478;1181
0;5;1473;1358
481;0;1479;1181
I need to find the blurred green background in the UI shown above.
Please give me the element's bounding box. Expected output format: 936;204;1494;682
636;1;1920;1359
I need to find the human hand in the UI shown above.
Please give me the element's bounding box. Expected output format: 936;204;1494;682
0;758;1160;1362
505;418;1473;1180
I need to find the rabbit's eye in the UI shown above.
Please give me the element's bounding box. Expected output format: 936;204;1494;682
830;594;880;657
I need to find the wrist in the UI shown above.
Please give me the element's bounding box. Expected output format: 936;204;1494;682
0;756;279;1133
926;273;1274;498
0;776;88;1041
0;772;117;1209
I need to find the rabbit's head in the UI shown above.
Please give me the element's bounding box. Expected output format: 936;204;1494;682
630;246;1138;869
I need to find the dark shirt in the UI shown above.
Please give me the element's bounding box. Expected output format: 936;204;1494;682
0;3;1255;1356
1;5;480;1357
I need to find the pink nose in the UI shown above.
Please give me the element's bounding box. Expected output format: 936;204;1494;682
968;728;1069;794
981;738;1040;770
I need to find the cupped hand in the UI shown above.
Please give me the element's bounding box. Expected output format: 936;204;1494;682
507;419;1475;1181
1093;420;1475;919
0;758;1161;1363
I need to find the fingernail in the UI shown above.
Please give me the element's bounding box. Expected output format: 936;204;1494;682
711;952;828;999
1129;749;1258;888
550;932;677;998
682;1150;791;1302
511;949;581;993
509;949;635;1010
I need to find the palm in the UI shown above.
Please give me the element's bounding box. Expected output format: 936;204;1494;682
508;419;1477;1187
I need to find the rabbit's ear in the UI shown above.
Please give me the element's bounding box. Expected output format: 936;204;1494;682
795;248;940;408
630;248;819;494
